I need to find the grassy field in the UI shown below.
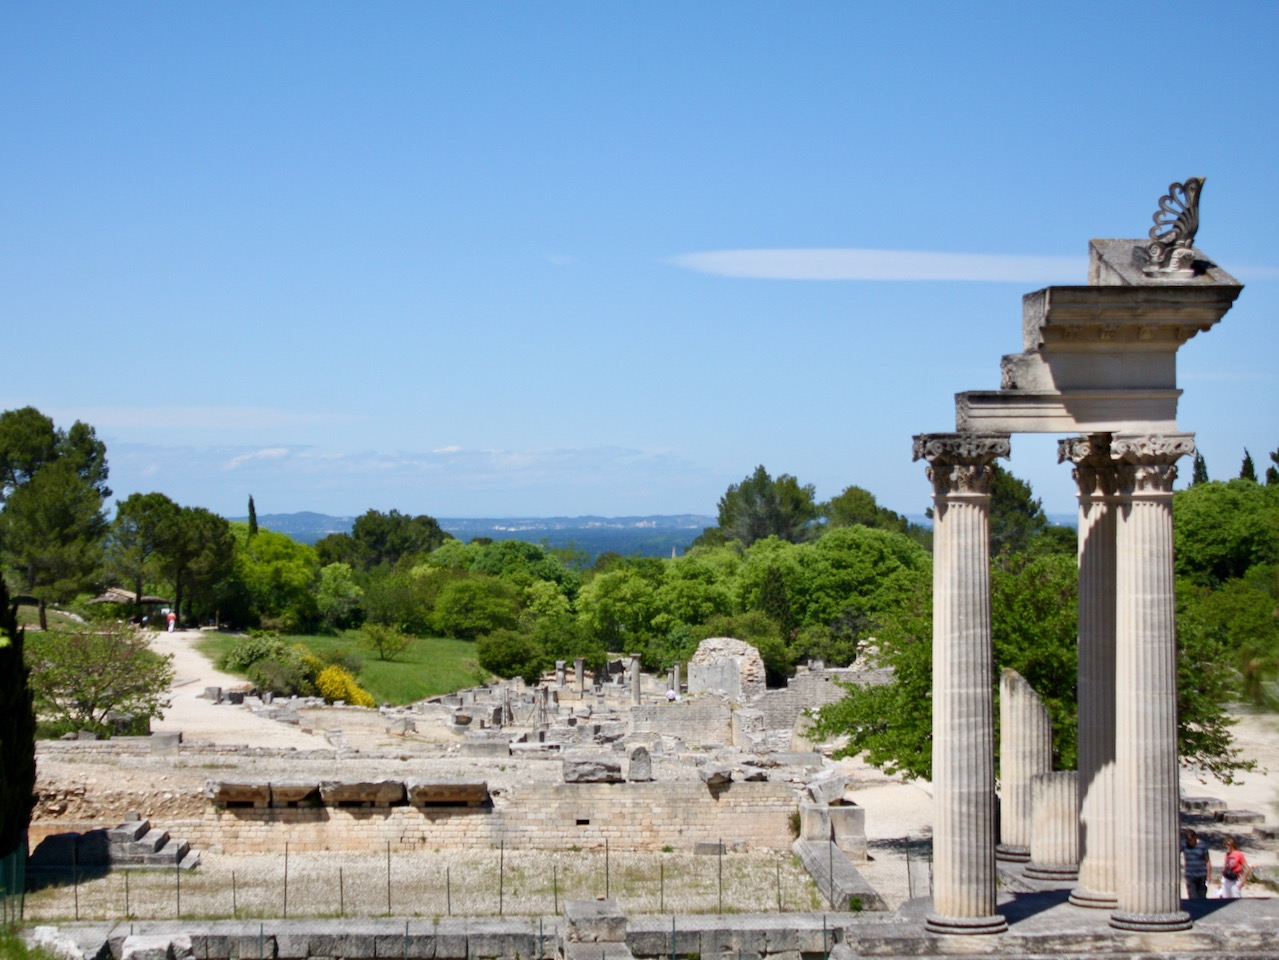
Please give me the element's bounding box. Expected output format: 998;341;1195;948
195;630;490;705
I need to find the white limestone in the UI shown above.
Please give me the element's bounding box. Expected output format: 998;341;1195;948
997;669;1052;862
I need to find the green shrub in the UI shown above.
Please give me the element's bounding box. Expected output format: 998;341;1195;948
216;630;287;672
247;658;315;697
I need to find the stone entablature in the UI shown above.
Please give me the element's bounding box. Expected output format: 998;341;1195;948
205;780;491;810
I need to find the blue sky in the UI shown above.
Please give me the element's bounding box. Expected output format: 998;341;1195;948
3;2;1276;521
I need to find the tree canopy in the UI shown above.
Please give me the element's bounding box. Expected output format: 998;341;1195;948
714;465;819;547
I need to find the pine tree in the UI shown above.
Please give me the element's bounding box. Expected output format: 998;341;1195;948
0;577;37;861
248;495;259;538
1191;452;1209;486
1240;449;1258;482
1267;448;1279;487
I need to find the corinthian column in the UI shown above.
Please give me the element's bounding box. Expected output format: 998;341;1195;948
913;432;1010;936
1108;434;1193;932
1059;435;1119;909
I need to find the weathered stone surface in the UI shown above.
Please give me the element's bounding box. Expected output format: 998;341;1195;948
627;745;652;782
318;780;405;805
563;898;627;942
799;802;831;841
1217;809;1265;824
269;781;319;807
829;804;867;861
1181;795;1227;813
806;770;847;805
120;935;195;960
459;740;510;758
688;637;766;700
698;764;732;786
205;781;270;806
563;757;623;783
405;780;490;806
792;838;886;911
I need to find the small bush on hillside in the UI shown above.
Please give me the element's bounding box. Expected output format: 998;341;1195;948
359;623;412;661
315;665;375;707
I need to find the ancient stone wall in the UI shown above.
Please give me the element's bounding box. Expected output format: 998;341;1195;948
163;781;794;855
629;699;731;744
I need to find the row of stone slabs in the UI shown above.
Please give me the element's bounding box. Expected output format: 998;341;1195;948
206;781;491;809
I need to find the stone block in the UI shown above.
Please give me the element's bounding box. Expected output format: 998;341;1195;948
799;802;832;841
319;780;405;806
806;770;847;805
459;740;510;758
150;732;182;756
432;918;469;959
202;686;222;702
829;805;867;861
205;781;271;807
1217;809;1265;824
693;841;725;855
563;757;623;783
120;936;194;960
698;764;732;786
465;921;537;960
405;780;490;806
269;781;320;807
1255;823;1279;841
627;745;653;782
1180;794;1226;813
563;898;627;943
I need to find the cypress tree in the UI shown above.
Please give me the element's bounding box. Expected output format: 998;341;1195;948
0;577;37;860
1240;449;1258;483
248;495;258;538
1191;452;1209;486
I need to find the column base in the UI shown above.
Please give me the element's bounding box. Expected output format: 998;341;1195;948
1069;886;1118;909
1024;862;1079;882
995;843;1030;863
925;913;1008;936
1109;910;1192;932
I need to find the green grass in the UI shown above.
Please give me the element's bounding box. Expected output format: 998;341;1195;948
195;630;490;706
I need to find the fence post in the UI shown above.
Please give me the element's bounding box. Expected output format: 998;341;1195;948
125;870;130;919
775;861;781;912
716;838;726;915
659;861;664;914
386;841;392;916
176;860;181;918
232;871;237;917
604;840;609;899
446;866;451;917
552;863;557;915
499;840;504;917
338;866;343;917
72;841;78;921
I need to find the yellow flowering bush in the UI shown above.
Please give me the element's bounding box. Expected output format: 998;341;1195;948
315;664;375;707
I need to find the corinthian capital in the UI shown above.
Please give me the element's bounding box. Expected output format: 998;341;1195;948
1058;434;1118;498
1111;433;1195;496
913;432;1010;498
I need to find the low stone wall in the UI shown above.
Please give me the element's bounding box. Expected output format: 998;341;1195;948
161;781;795;855
629;700;731;744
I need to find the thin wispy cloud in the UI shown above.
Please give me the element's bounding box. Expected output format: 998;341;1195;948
668;248;1087;283
224;447;292;470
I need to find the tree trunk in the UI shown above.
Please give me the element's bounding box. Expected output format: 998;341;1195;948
38;599;48;631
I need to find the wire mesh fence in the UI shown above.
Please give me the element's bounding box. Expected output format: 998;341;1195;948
1;841;25;925
20;845;825;922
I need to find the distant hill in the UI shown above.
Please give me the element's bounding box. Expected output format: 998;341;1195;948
232;512;716;559
229;510;1075;560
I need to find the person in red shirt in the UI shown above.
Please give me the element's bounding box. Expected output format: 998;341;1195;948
1220;836;1250;898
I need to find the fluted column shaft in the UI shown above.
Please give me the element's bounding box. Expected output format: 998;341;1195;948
1060;435;1119;909
1109;434;1193;932
998;669;1053;862
914;433;1010;936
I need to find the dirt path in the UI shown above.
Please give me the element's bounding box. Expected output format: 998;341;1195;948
148;628;323;749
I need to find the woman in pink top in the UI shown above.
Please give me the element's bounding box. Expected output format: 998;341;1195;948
1220;836;1249;898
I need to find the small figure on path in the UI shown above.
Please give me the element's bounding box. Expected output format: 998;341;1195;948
665;688;677;702
167;610;177;633
1220;836;1250;898
1180;828;1211;899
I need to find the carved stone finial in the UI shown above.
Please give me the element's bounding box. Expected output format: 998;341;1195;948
1143;178;1204;277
